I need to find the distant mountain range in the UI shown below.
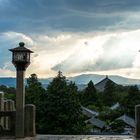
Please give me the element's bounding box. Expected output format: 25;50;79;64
68;74;140;85
0;74;140;88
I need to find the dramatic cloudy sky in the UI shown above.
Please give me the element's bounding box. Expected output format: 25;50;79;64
1;0;140;78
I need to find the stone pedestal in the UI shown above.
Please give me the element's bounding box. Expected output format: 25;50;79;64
0;92;4;128
135;105;140;138
0;92;4;110
4;100;15;129
4;101;8;129
24;104;36;137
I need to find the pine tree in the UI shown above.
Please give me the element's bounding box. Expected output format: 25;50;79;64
123;85;140;117
26;73;45;105
25;73;46;132
82;80;97;106
103;80;117;106
42;71;86;134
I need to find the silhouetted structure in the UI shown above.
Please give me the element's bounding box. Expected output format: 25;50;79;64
9;42;35;138
95;76;117;92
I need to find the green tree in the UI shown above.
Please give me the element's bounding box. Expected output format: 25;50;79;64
0;85;16;101
82;80;97;106
103;80;117;106
109;120;125;133
99;107;123;122
25;73;46;132
42;71;86;134
122;85;140;118
26;73;45;104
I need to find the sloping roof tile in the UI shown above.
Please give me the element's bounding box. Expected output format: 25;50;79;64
117;114;135;128
95;76;117;92
87;117;105;129
82;106;99;117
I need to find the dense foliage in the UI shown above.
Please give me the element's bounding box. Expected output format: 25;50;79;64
102;80;117;106
25;72;87;134
121;85;140;118
2;72;140;134
79;78;140;133
0;85;16;100
25;73;46;132
109;120;126;133
0;85;16;94
81;80;97;106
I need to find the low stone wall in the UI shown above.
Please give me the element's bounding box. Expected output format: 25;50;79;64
36;135;134;140
0;135;135;140
0;92;16;136
0;137;35;140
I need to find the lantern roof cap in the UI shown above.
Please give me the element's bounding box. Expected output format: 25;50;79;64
9;42;33;53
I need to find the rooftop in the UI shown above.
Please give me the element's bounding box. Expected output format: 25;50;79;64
117;114;135;128
95;76;117;92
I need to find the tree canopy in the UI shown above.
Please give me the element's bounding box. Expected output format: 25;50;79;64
102;80;117;106
25;72;87;134
122;85;140;117
42;71;86;134
81;80;97;106
5;72;139;134
25;73;46;132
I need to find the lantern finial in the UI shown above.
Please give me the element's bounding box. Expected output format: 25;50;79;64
19;42;25;47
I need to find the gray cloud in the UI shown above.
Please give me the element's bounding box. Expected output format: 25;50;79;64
1;0;140;77
52;31;138;73
52;51;133;73
64;0;140;13
0;0;140;33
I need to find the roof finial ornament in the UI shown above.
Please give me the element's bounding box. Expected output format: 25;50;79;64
19;42;25;47
106;75;108;79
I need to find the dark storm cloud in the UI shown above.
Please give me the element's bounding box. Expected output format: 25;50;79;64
0;0;140;33
64;0;140;13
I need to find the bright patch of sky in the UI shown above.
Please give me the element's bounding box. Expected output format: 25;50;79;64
1;0;140;79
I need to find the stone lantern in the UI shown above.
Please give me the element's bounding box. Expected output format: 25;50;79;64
9;42;33;138
9;42;33;71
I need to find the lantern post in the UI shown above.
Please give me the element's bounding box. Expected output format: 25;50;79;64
9;42;33;138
